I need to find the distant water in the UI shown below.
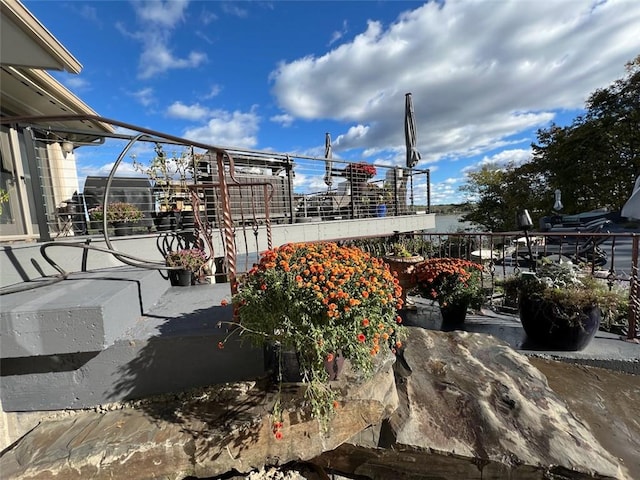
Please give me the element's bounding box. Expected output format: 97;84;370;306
434;213;476;233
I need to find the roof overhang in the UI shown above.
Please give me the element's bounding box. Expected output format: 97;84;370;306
1;66;114;140
0;0;112;140
0;0;82;73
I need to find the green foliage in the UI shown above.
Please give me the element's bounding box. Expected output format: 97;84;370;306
460;55;640;230
459;163;546;231
0;188;9;216
387;242;414;257
89;202;143;223
501;261;627;325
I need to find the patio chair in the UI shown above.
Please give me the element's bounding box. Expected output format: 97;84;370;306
514;230;609;267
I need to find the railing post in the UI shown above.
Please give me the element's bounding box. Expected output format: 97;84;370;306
285;155;295;224
628;235;638;341
217;151;237;295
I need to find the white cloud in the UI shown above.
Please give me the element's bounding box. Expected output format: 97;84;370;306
270;0;640;168
270;113;294;127
182;109;260;148
329;20;348;46
130;87;155;107
138;43;207;79
335;125;370;146
200;9;218;25
127;0;208;79
462;149;533;174
204;85;222;99
77;4;99;23
167;101;211;121
64;76;90;91
221;3;248;18
132;0;189;27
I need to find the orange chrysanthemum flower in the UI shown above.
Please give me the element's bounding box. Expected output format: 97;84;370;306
230;241;406;430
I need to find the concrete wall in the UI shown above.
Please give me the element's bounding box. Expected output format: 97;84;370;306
0;214;436;288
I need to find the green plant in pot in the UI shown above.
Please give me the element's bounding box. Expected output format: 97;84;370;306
165;248;208;286
166;248;207;271
0;188;9;216
89;202;143;224
414;257;485;326
220;242;405;436
89;202;143;236
502;260;626;351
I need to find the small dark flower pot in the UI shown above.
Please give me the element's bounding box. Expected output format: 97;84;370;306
154;211;176;231
264;344;344;382
519;296;601;351
439;300;469;329
169;269;193;286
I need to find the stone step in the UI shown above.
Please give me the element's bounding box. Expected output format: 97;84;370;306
0;283;264;412
0;266;171;359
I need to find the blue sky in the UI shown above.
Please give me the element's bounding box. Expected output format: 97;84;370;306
26;0;640;204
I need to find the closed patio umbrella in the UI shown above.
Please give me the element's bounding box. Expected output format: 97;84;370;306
324;132;333;187
622;176;640;220
404;93;421;169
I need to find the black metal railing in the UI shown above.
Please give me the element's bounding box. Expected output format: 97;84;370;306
344;230;638;341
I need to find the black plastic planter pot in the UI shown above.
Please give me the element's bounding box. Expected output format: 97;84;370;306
519;296;601;351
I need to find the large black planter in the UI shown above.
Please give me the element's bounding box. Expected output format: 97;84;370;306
519;296;601;351
154;211;176;231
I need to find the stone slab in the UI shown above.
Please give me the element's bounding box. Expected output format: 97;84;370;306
0;352;398;479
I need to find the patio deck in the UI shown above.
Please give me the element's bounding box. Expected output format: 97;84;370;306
405;296;640;375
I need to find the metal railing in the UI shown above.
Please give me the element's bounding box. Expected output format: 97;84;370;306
343;230;638;341
0;115;430;241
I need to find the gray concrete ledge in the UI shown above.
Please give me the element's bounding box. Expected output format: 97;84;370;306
1;283;263;412
1;267;170;359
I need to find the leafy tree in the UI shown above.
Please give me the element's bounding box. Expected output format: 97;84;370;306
459;163;545;231
460;55;640;230
531;55;640;213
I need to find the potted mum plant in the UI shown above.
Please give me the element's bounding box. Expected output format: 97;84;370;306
414;257;485;326
345;162;377;213
89;202;143;236
165;248;208;286
344;162;376;181
221;242;405;434
503;260;625;351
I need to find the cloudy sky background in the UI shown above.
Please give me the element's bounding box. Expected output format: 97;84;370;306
27;0;640;204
